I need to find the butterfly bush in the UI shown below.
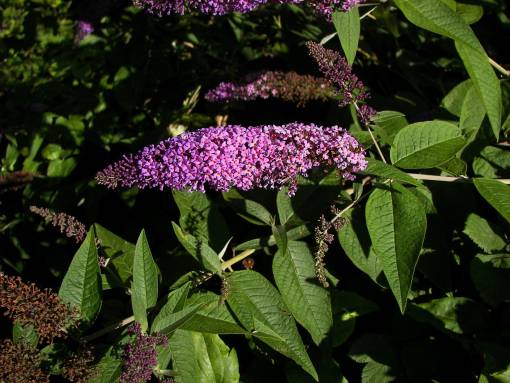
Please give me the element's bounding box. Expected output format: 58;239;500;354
75;21;94;42
205;71;333;107
96;123;367;196
134;0;364;16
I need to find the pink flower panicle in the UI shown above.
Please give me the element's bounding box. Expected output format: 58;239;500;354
205;71;333;107
134;0;364;16
95;123;367;196
120;323;168;383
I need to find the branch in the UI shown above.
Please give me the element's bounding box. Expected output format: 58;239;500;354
489;57;510;77
407;173;510;184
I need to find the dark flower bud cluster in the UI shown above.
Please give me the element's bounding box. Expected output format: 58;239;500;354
0;273;77;344
314;205;347;288
96;123;367;196
205;71;334;107
307;41;376;125
0;171;37;192
61;347;96;383
134;0;364;16
120;323;168;383
30;206;86;243
0;339;50;383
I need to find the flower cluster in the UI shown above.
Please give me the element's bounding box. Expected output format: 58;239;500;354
0;273;77;343
120;323;168;383
61;348;96;383
96;123;367;196
314;206;346;288
306;41;369;107
134;0;364;16
205;71;333;107
30;206;87;243
75;21;94;42
0;339;49;383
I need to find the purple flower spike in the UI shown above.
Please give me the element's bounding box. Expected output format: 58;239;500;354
133;0;364;17
306;41;369;107
205;71;334;107
96;123;367;196
120;323;168;383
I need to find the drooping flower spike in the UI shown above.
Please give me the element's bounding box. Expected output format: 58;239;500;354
134;0;365;16
205;71;334;107
96;123;367;196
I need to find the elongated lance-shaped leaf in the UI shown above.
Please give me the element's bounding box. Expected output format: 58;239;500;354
393;0;502;138
333;7;360;65
226;270;318;380
131;230;159;332
474;178;510;224
151;304;203;335
59;227;102;328
273;241;333;346
365;184;427;312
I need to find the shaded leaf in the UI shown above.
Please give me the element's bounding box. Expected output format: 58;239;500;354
131;230;159;332
273;241;333;345
226;270;318;380
59;228;101;327
463;214;506;253
474;178;510;224
365;184;427;312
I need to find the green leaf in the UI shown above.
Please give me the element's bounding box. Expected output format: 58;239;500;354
362;158;422;186
180;292;246;334
337;208;383;285
273;241;333;345
361;362;396;383
89;356;122;383
169;330;240;383
463;214;506;253
226;270;318;380
172;222;221;273
277;172;340;227
457;3;483;25
59;228;102;327
441;79;472;117
473;178;510;224
173;190;229;251
470;254;510;307
12;322;38;347
131;230;159;332
372;111;409;146
393;0;501;138
152;283;191;325
408;297;487;334
390;121;466;169
151;304;203;335
460;85;486;137
223;193;274;226
333;7;360;65
438;157;468;176
365;184;427;312
95;224;135;285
